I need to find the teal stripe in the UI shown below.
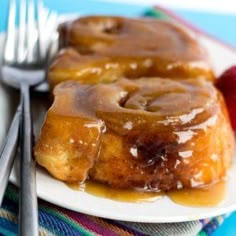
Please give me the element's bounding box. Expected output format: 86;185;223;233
0;226;16;236
0;218;17;236
4;186;18;203
198;231;207;236
145;8;169;19
40;206;95;236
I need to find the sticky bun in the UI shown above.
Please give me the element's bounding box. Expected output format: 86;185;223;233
34;78;233;191
48;16;214;88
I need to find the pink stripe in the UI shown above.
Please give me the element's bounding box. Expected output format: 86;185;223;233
155;5;236;53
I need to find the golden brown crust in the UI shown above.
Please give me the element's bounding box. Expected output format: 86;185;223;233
34;78;234;191
36;16;232;191
48;16;214;88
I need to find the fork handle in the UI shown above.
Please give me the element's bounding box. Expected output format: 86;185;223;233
0;101;22;205
19;84;38;236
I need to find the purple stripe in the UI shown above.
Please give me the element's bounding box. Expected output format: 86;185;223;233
200;218;210;227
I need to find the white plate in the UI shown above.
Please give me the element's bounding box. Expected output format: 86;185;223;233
0;24;236;223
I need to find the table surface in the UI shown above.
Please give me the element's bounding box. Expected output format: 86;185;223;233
0;0;236;235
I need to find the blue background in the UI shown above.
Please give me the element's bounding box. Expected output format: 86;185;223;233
1;0;236;235
1;0;236;47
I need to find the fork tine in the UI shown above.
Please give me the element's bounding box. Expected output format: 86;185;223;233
26;0;36;63
37;0;46;60
4;0;16;63
44;11;58;59
45;11;58;41
37;1;57;63
18;0;27;63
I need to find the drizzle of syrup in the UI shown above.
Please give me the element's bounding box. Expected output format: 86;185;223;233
168;181;226;207
67;180;226;206
68;181;164;203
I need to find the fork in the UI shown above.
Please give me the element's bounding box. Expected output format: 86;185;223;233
0;0;57;235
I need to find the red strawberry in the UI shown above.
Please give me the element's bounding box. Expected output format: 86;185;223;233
224;94;236;131
216;66;236;131
216;66;236;94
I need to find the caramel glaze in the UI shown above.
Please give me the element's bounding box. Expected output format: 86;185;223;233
48;16;214;88
34;78;234;192
68;181;164;203
67;180;226;207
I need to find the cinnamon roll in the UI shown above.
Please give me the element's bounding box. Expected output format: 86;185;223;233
48;16;213;88
34;78;233;191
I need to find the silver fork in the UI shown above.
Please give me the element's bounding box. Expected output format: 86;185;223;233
0;0;57;235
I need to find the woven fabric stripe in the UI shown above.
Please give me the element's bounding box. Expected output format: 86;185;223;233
0;212;17;236
41;200;144;235
40;202;109;235
117;221;202;236
59;209;122;235
88;216;135;236
39;208;88;236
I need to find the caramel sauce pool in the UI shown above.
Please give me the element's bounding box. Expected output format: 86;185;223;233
68;181;164;203
167;181;226;207
67;181;226;207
